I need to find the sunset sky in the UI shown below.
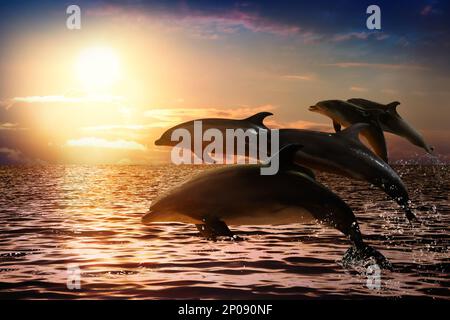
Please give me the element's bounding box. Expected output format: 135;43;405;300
0;0;449;165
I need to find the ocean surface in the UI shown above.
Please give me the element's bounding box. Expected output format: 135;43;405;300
0;164;448;299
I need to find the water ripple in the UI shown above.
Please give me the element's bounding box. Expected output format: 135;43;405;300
0;164;448;299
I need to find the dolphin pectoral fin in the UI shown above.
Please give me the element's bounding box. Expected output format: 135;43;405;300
362;125;388;162
196;218;243;241
338;122;388;159
338;123;370;141
333;120;342;132
244;112;273;128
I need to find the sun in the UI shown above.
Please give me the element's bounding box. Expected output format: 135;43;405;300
75;46;121;90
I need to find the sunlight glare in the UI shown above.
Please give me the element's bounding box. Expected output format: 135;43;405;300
75;47;121;90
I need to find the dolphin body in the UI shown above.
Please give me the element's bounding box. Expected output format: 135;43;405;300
347;98;433;154
155;113;416;221
309;100;389;162
142;145;391;268
155;112;272;158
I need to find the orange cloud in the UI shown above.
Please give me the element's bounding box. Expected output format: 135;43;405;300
350;86;368;92
10;94;124;105
0;123;27;131
66;137;147;151
323;62;429;71
281;74;316;81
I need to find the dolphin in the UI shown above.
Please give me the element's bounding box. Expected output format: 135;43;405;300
142;144;391;268
347;98;434;154
309;100;389;162
155;113;416;221
155;111;271;146
278;125;416;221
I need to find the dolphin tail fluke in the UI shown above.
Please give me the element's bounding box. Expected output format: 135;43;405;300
342;244;392;270
397;196;419;223
404;207;423;226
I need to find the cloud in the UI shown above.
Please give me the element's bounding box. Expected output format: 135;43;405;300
0;94;126;110
0;100;12;109
420;5;441;16
182;10;301;36
281;74;316;81
332;32;369;42
87;6;301;38
323;62;429;71
9;94;124;106
350;86;368;92
65;137;147;151
81;124;158;132
0;148;26;164
331;32;390;42
0;123;27;131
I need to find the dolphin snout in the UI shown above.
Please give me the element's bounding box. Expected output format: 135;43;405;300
155;138;164;146
308;105;319;111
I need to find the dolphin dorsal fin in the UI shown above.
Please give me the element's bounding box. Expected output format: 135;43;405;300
386;101;400;112
244;112;273;127
338;123;370;141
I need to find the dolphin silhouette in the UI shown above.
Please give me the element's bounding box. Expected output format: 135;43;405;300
347;98;434;154
142;144;392;268
155;111;273;163
309;100;389;162
155;112;416;221
155;111;272;146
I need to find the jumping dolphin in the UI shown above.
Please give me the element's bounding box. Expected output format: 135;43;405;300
309;100;389;162
155;112;272;145
142;144;391;268
347;98;434;154
155;113;417;221
278;125;416;222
